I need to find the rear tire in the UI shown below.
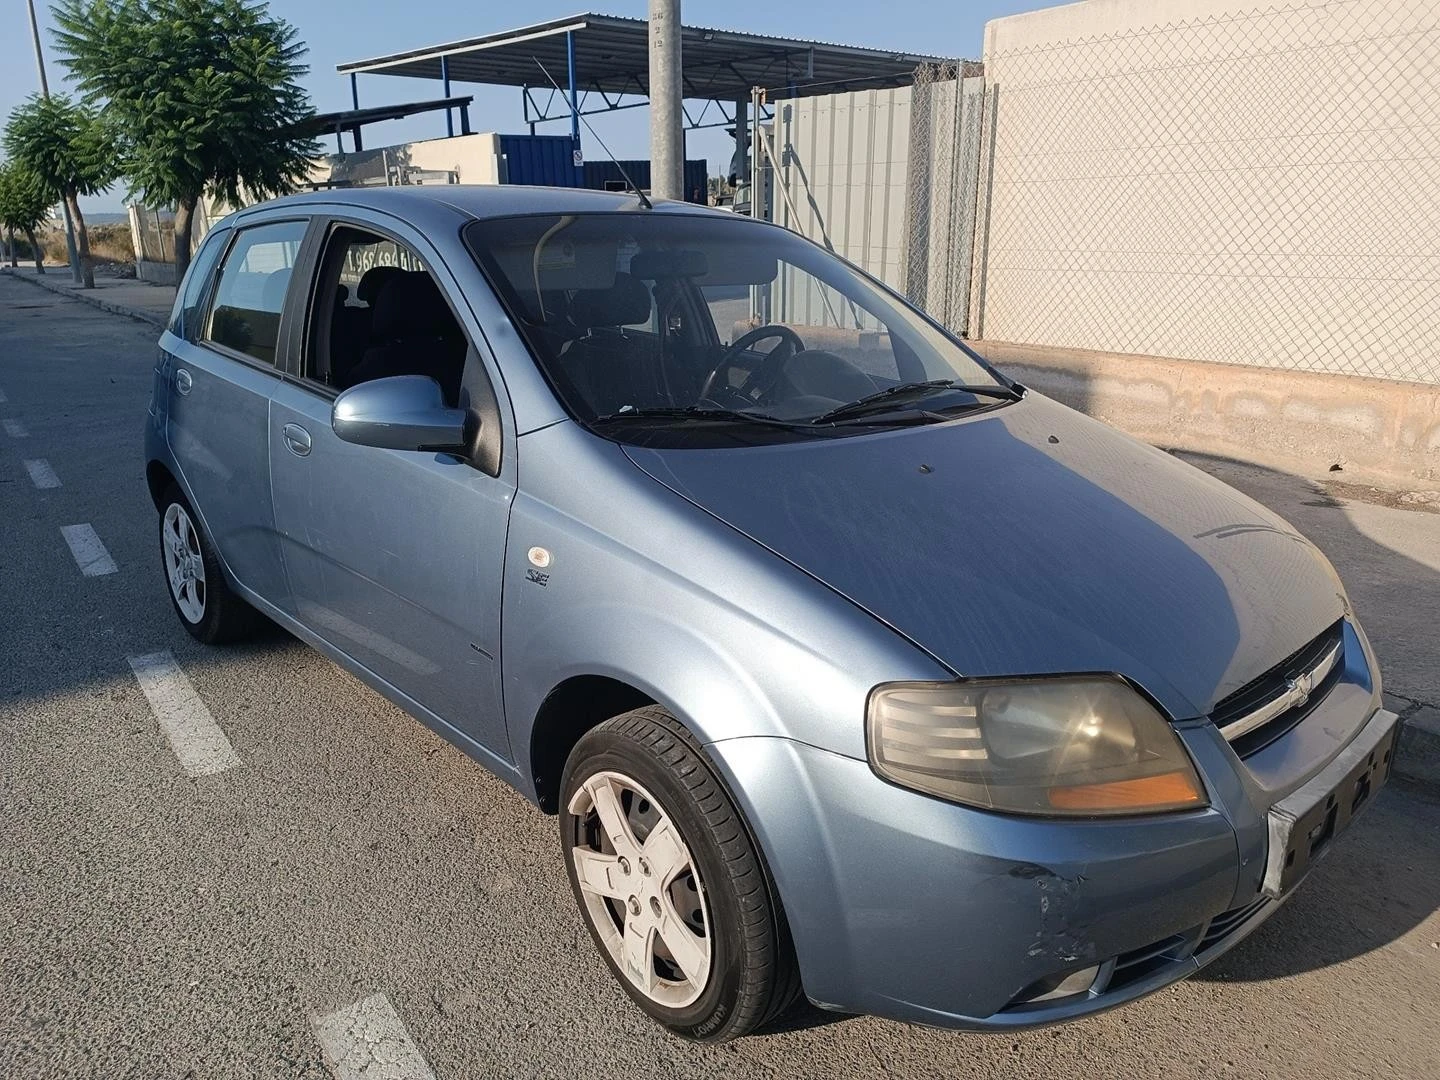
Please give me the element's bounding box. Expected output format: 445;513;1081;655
158;484;263;644
560;706;801;1041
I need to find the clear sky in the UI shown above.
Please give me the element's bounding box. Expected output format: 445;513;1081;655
1;0;1063;213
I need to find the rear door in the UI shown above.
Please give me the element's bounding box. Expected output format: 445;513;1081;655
267;213;516;762
166;218;311;604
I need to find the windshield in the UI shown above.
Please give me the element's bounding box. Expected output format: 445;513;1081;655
464;213;1014;446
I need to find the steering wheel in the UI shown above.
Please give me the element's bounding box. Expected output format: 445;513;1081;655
698;324;805;403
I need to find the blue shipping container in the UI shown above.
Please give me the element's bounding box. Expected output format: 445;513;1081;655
500;135;707;202
498;135;581;187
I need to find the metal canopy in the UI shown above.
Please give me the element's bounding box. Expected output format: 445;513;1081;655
336;13;958;102
298;96;476;152
304;96;474;130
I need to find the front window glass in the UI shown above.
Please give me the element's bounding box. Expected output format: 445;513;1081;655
465;214;1014;446
306;226;468;407
204;220;307;366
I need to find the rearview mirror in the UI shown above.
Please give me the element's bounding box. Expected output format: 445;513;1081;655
332;375;468;453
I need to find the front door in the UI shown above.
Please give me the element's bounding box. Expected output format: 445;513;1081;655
267;220;514;761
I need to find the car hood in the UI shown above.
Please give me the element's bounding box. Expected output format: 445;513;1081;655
622;395;1347;721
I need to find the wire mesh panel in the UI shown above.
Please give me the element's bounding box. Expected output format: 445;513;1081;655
131;205;176;264
903;65;986;336
973;0;1440;384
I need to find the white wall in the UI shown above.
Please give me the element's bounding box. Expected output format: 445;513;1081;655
306;132;503;188
975;0;1440;385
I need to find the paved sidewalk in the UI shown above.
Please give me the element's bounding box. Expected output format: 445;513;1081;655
2;264;175;326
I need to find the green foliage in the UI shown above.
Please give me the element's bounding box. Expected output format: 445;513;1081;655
0;160;56;233
2;94;115;200
52;0;319;210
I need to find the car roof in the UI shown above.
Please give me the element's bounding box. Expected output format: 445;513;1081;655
234;184;733;225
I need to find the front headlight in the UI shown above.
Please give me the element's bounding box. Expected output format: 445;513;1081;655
866;677;1206;816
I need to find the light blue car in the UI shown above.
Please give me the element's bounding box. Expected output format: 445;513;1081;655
145;186;1398;1041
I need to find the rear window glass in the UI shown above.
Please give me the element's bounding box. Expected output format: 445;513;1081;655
204;221;307;366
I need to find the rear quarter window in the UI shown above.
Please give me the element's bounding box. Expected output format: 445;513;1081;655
167;227;229;342
203;220;307;366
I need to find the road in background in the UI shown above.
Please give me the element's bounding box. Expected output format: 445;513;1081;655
2;273;1437;1079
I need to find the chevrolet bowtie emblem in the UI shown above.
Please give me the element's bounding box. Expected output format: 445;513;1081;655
1286;670;1316;708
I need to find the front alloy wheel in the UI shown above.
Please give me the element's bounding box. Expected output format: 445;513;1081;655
561;707;801;1041
568;770;713;1007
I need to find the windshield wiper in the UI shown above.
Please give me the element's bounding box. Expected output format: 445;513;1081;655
810;379;1021;425
591;405;818;431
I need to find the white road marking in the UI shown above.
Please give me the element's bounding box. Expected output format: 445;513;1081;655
312;994;436;1080
23;458;60;489
59;523;118;576
126;651;241;776
3;418;29;438
0;388;8;402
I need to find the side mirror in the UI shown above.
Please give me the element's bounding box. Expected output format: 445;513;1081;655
331;375;469;453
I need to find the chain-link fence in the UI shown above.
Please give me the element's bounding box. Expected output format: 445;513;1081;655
972;0;1440;385
902;64;986;336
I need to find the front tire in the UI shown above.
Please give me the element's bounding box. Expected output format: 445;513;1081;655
158;485;262;644
560;707;801;1041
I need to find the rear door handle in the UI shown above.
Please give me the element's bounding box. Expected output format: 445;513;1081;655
282;422;312;457
174;368;192;395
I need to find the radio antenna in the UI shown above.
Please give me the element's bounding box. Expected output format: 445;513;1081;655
531;57;654;209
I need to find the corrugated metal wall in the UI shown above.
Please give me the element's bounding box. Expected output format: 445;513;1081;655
771;86;914;294
768;76;987;336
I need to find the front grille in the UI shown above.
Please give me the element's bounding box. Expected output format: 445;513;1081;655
1107;931;1191;990
1000;897;1277;1014
1197;897;1269;953
1211;621;1345;757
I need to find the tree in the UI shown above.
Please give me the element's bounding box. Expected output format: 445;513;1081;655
53;0;319;279
0;161;56;273
3;94;114;288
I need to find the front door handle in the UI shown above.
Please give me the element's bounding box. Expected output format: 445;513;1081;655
174;368;192;395
282;422;312;457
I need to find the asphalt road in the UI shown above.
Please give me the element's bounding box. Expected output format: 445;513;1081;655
2;271;1438;1079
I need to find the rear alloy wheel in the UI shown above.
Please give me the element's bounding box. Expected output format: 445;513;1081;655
162;502;207;625
561;707;801;1041
158;485;263;644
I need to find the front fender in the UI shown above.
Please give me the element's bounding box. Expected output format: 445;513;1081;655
501;422;950;794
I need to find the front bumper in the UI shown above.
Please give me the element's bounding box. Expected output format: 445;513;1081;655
707;704;1397;1030
1261;707;1397;896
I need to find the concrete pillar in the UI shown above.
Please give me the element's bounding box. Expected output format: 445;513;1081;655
648;0;683;201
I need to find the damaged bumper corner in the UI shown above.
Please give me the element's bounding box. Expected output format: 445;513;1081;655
707;734;1248;1029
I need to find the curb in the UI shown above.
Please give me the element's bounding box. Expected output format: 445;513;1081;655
4;267;167;327
1392;699;1440;793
